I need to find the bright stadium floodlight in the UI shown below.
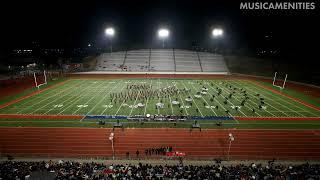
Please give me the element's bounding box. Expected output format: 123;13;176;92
211;28;224;54
158;29;169;38
212;28;223;37
105;27;115;53
105;27;115;37
158;28;169;48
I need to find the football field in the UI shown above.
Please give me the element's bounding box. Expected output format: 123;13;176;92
0;78;319;118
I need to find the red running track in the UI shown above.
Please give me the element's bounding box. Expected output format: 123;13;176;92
0;128;320;160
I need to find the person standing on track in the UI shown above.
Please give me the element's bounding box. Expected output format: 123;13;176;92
136;150;140;159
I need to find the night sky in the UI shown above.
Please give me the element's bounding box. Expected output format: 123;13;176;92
0;0;318;58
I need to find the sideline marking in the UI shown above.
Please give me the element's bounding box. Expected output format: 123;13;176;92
0;79;71;109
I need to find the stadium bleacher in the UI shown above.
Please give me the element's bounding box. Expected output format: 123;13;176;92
125;49;149;71
150;49;175;71
199;52;227;72
96;49;229;73
96;51;126;71
174;49;202;72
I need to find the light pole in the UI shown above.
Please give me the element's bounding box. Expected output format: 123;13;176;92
212;28;224;54
105;27;115;53
158;28;169;48
109;132;115;160
227;133;235;161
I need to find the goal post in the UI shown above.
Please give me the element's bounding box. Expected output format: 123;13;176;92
272;72;288;89
33;70;47;90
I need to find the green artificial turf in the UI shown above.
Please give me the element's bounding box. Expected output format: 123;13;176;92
0;78;319;129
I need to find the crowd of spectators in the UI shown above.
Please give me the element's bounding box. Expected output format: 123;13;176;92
1;160;320;180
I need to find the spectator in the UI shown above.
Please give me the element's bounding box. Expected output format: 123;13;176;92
1;161;320;179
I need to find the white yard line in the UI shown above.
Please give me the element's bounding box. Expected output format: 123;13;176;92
212;81;247;117
166;80;174;115
246;80;319;117
243;81;305;117
129;89;141;116
181;81;204;117
205;81;240;116
143;79;152;116
210;80;262;117
114;80;132;116
189;82;217;116
57;81;103;115
232;81;287;117
42;81;106;115
205;83;228;112
17;81;82;113
12;81;75;107
100;81;126;115
16;80;84;114
72;81;110;115
175;81;189;116
86;80;122;115
205;81;240;124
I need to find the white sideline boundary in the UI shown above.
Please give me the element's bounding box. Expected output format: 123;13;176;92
70;71;229;75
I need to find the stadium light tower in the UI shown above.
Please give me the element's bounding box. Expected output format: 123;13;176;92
211;28;224;54
227;133;235;161
158;28;169;48
105;27;115;53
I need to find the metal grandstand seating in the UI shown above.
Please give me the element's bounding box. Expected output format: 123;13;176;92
96;51;126;71
198;52;228;72
125;49;149;71
150;49;175;71
196;51;203;72
174;49;202;72
173;48;177;71
96;49;229;73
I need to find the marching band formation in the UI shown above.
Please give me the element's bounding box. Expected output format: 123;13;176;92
107;81;266;116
